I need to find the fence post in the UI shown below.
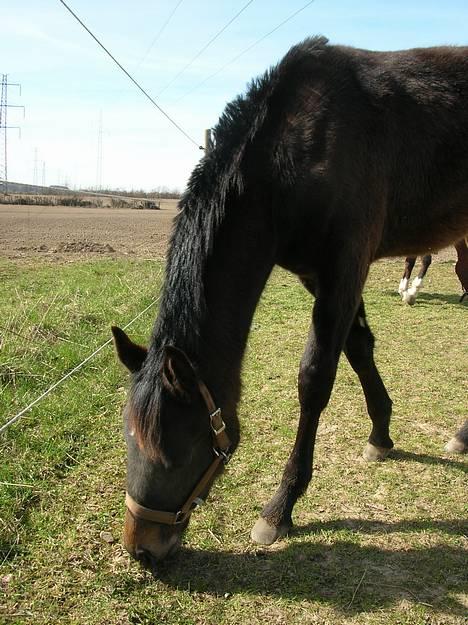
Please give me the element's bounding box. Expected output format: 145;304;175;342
204;128;213;154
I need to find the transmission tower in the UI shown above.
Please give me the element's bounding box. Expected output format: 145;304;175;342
0;75;7;194
33;147;38;186
0;74;23;195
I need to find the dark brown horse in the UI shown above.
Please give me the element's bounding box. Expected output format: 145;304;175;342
113;37;468;569
398;239;468;304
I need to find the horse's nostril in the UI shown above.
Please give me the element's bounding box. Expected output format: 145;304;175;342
135;547;157;570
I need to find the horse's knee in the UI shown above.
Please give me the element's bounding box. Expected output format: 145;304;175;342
298;360;335;409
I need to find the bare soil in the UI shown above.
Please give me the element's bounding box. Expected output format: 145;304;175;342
0;201;457;263
0;200;179;261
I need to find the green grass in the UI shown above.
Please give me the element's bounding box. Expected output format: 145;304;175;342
0;257;466;625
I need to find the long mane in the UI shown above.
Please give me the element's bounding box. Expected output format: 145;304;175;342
128;36;330;456
155;36;328;353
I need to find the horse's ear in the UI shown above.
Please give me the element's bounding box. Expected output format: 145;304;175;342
161;346;198;403
111;326;147;373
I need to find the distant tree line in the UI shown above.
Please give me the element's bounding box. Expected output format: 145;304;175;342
81;186;181;199
0;194;104;207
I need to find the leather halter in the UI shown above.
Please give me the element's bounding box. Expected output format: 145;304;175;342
125;381;231;525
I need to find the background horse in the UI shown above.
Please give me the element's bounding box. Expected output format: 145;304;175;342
398;238;468;304
113;37;468;569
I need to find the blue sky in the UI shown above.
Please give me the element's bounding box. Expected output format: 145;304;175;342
2;0;468;191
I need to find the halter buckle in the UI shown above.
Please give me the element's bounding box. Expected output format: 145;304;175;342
210;408;226;435
174;497;204;524
213;447;232;464
174;510;186;524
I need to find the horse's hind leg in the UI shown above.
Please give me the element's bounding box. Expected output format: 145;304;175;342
399;256;416;298
344;300;394;461
402;254;432;305
445;420;468;454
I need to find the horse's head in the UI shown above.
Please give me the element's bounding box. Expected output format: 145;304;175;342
112;327;229;570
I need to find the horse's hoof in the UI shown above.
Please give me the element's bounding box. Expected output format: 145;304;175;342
402;291;416;306
363;442;392;462
445;437;467;454
250;517;290;545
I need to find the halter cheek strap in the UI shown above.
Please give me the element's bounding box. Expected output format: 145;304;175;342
125;381;231;525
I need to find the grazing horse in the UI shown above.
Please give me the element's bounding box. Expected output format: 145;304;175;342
398;239;468;304
113;37;468;568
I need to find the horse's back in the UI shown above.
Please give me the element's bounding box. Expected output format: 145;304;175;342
276;41;468;260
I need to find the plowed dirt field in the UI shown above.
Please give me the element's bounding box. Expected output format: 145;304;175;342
0;200;178;260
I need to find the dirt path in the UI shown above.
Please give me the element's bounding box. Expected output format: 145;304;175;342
0;201;178;261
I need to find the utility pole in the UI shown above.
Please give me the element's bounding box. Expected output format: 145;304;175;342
0;74;23;195
96;110;103;190
204;128;213;154
42;161;46;187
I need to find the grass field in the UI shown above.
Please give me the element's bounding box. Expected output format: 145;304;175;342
0;256;466;625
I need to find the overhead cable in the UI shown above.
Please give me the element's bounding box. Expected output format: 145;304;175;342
58;0;203;149
136;0;186;71
157;0;256;97
174;0;317;104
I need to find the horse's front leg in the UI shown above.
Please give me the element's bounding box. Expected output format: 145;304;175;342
399;256;416;297
402;254;432;305
251;268;366;545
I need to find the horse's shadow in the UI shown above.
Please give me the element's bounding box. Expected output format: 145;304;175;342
122;517;467;618
117;450;468;617
412;292;466;305
389;448;468;473
383;290;465;305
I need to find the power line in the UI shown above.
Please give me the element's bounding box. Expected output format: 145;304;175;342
157;0;256;97
57;0;203;150
136;0;186;71
173;0;317;104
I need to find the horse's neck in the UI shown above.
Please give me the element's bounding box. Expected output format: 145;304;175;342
198;209;276;405
156;203;276;410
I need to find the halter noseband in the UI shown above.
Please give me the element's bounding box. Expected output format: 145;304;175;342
125;381;231;525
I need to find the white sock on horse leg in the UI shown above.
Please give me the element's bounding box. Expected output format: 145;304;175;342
398;277;409;295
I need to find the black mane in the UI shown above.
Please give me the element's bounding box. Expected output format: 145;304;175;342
129;36;330;451
154;35;330;357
